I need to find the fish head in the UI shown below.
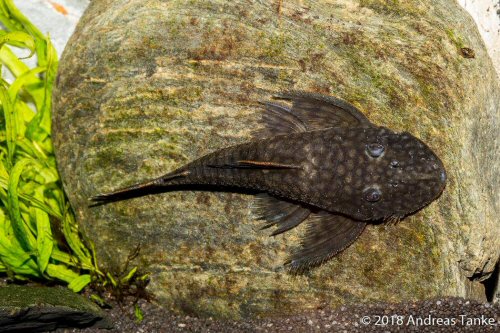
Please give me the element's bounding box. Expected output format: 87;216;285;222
341;127;447;221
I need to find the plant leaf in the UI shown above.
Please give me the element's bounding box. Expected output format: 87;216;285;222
0;84;16;167
7;158;32;250
1;0;45;40
0;221;40;276
62;205;92;267
121;267;138;284
27;38;57;141
34;186;52;273
0;31;35;59
68;274;91;292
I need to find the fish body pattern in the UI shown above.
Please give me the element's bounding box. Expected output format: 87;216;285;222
92;93;447;272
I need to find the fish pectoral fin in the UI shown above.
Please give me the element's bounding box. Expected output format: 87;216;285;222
253;193;311;234
208;160;301;169
273;91;373;130
285;212;367;274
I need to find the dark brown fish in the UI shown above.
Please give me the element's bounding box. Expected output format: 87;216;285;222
91;92;447;273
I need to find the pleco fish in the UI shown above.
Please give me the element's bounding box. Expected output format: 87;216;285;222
91;92;447;273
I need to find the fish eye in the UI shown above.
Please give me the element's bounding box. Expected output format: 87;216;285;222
366;143;384;158
364;188;381;202
390;160;399;168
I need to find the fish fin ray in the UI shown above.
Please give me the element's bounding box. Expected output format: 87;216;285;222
270;206;312;236
273;91;372;130
285;212;367;274
252;194;310;234
207;160;300;169
253;101;308;138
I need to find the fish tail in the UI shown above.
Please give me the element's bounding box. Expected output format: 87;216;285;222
89;170;190;205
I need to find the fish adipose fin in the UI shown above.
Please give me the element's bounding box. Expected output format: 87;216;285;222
253;194;311;236
285;212;367;274
256;91;374;139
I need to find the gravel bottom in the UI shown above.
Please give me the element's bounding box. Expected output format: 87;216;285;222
57;297;498;333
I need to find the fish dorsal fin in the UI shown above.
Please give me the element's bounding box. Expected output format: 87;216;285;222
276;92;372;129
253;193;311;236
253;101;308;138
255;92;372;138
285;212;367;274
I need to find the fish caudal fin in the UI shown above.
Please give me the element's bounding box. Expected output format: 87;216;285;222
89;170;190;205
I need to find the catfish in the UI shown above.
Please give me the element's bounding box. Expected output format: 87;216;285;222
91;92;447;273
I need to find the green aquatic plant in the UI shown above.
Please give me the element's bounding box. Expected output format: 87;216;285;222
0;0;102;291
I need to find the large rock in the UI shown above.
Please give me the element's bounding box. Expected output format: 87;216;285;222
52;0;499;317
0;285;109;332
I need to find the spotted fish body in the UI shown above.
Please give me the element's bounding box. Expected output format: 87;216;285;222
92;93;447;272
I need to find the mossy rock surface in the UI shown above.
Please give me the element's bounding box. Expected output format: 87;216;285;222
53;0;499;318
0;285;109;331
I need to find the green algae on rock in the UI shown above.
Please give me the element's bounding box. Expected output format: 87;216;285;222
52;0;499;318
